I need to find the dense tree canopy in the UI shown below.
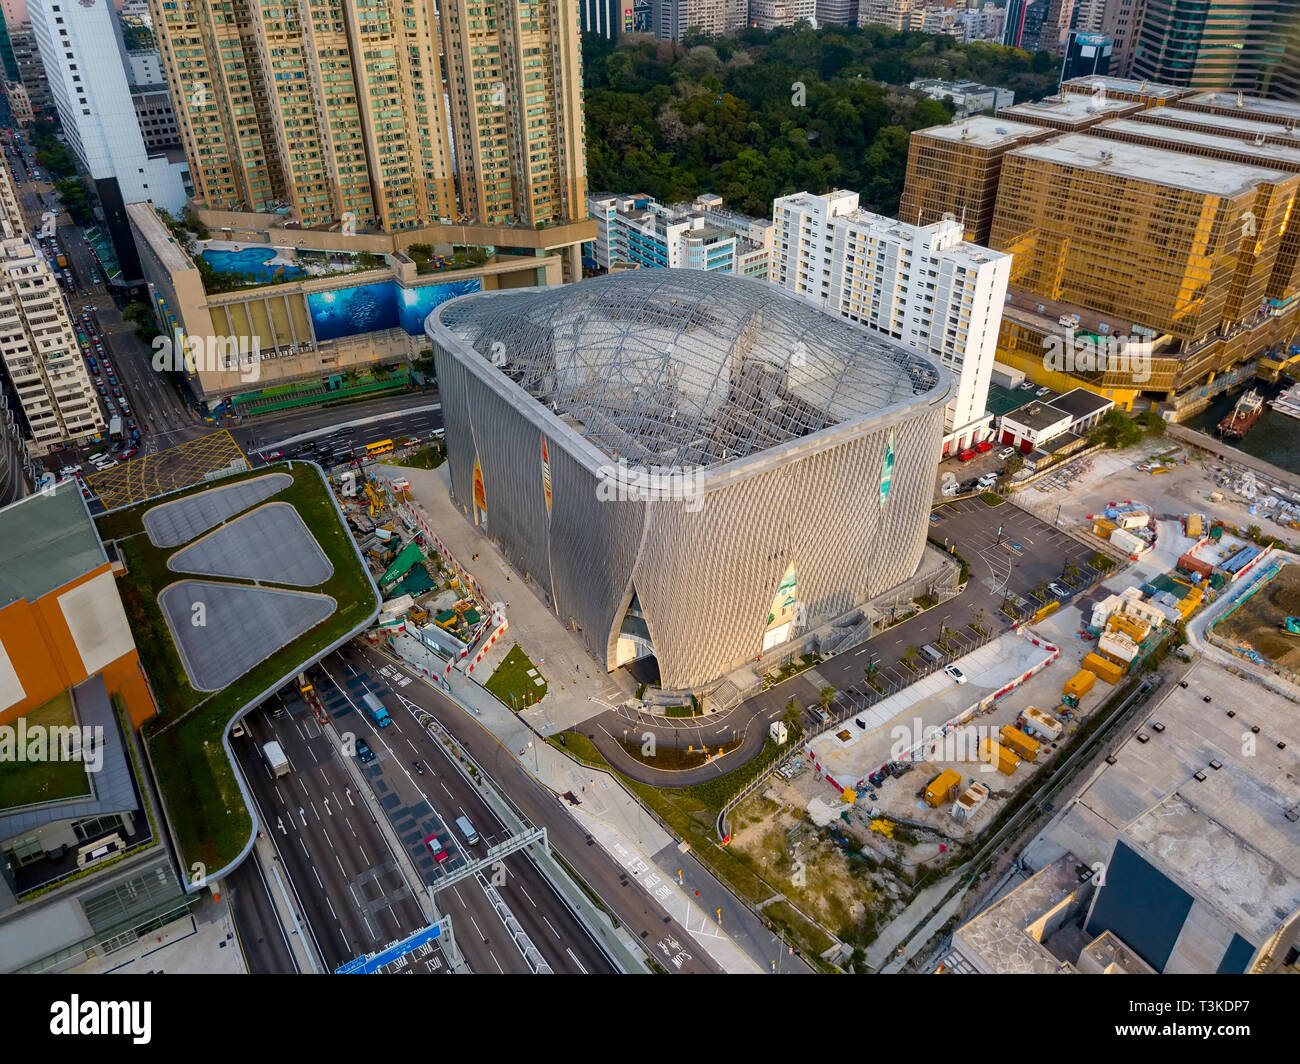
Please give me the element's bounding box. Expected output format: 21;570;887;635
583;24;1059;217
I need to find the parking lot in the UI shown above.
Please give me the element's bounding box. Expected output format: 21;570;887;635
930;495;1102;608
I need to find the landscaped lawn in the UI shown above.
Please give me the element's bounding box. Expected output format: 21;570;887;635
0;692;91;810
484;643;547;709
97;464;377;873
549;719;835;967
389;444;446;471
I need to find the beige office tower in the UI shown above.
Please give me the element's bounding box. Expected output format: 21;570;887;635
150;0;582;232
0;161;104;454
990;134;1299;396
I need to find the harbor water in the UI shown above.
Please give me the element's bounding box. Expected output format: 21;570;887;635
1184;383;1300;475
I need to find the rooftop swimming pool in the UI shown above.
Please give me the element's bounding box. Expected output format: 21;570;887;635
201;246;306;281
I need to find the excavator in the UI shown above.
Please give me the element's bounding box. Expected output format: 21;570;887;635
1280;617;1300;635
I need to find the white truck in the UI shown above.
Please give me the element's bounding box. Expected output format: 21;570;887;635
263;740;290;778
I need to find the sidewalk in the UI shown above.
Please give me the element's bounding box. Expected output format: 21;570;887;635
66;893;244;975
374;463;635;733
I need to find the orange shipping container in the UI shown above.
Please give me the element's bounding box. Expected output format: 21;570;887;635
1000;725;1040;762
1083;652;1126;684
924;768;963;807
979;738;1020;776
1064;669;1096;697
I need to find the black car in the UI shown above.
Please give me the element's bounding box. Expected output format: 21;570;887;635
356;738;375;764
412;760;425;776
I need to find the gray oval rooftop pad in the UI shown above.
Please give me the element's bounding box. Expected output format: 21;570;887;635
159;580;336;691
144;473;293;547
167;502;333;586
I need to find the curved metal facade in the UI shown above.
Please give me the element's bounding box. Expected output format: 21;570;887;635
429;272;950;692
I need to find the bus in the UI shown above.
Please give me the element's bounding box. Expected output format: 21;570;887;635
365;439;394;457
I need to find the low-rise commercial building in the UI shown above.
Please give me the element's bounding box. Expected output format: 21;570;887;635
129;202;592;408
587;193;773;279
0;481;188;973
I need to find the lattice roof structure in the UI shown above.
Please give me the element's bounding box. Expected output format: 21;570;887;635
436;269;943;471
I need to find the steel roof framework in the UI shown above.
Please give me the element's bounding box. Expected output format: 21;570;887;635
439;270;940;471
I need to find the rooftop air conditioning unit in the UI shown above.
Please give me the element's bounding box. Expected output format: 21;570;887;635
1098;322;1110;334
1136;732;1150;743
1209;759;1222;770
1194;770;1207;782
1151;721;1165;732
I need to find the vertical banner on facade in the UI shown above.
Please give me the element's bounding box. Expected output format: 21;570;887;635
472;456;487;516
880;430;896;507
541;436;552;517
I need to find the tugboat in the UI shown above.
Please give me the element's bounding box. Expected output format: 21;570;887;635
1217;388;1265;439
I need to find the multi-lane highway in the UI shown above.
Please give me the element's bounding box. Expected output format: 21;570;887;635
224;851;299;975
231;657;618;974
231;693;433;971
335;641;732;974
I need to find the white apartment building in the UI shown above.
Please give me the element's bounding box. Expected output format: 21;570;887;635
750;0;817;30
910;79;1015;116
27;0;187;281
588;193;774;279
0;161;103;454
858;0;916;30
772;190;1011;455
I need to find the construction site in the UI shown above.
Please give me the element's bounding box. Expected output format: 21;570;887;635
1211;561;1300;673
329;455;507;692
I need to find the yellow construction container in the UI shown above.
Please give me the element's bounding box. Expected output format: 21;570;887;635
1107;613;1150;642
1186;513;1203;538
1092;517;1117;540
979;739;1020;776
1064;669;1096;698
924;769;962;807
1083;652;1126;684
1000;725;1040;762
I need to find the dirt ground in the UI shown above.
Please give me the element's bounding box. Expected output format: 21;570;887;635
728;775;965;950
1214;563;1300;669
1025;439;1299;541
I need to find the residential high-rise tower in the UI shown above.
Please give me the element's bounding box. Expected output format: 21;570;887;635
148;0;587;233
